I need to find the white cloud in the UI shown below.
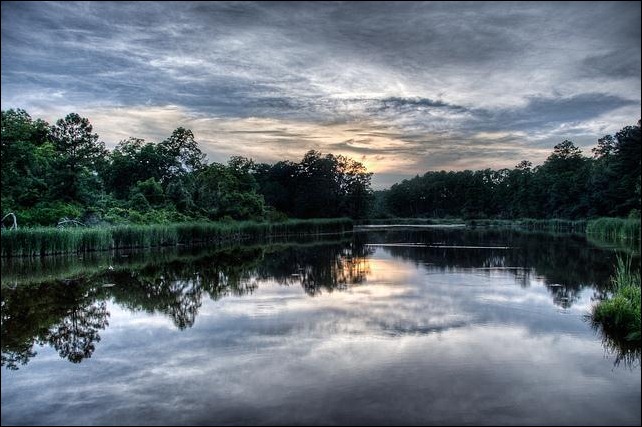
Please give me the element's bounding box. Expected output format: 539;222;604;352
1;1;639;188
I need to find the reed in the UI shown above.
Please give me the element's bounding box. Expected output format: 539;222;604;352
592;256;641;342
463;218;587;233
0;218;353;257
587;217;641;243
0;227;112;257
518;218;587;233
357;218;464;226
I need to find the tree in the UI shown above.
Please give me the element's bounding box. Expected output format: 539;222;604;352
611;122;641;215
588;122;641;216
540;140;590;218
1;109;53;209
506;161;536;218
255;161;299;216
166;180;193;211
592;135;616;158
50;113;107;204
160;127;206;175
255;151;373;219
131;178;165;207
106;137;179;198
192;163;265;220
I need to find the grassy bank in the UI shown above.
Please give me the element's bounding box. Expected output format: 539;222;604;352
361;217;641;239
356;218;465;226
466;218;587;233
587;217;641;244
360;217;587;233
592;257;641;343
0;218;352;257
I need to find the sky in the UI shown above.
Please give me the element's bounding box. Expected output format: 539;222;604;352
1;1;640;188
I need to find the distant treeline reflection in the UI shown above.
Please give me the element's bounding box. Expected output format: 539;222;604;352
359;228;630;308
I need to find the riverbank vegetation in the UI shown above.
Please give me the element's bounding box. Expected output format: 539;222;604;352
1;109;639;248
592;256;641;344
587;217;641;244
0;218;353;257
1;109;372;229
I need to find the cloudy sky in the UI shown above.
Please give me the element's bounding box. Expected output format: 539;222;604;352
2;1;640;188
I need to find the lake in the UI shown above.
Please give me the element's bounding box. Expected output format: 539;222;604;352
1;228;640;425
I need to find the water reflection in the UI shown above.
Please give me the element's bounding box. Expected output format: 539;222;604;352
1;279;109;370
358;228;626;309
2;230;640;426
1;229;638;371
2;241;372;368
591;318;642;369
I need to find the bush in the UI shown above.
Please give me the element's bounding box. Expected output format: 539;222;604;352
16;202;83;227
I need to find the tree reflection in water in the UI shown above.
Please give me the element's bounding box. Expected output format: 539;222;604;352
1;240;369;368
1;279;110;369
363;228;634;309
47;300;109;363
1;229;637;369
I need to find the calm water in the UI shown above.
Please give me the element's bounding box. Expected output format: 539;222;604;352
1;229;640;426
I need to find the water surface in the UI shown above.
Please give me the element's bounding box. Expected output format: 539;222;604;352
1;229;640;425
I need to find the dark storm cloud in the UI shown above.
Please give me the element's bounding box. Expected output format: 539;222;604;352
1;1;640;186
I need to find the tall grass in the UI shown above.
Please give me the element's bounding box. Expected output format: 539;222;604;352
0;227;113;257
464;218;587;233
587;217;641;243
0;218;353;257
592;256;641;342
357;218;465;226
518;218;587;233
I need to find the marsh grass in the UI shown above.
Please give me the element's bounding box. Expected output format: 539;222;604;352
592;256;641;343
587;217;641;243
357;218;465;226
518;218;587;233
1;219;353;257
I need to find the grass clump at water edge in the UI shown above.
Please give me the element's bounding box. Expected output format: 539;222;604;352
592;256;641;343
587;217;641;244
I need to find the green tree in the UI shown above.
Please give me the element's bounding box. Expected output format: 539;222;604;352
612;122;641;215
540;140;590;218
160;127;206;175
131;178;165;207
166;180;193;211
336;154;373;219
50;113;107;204
192;163;265;220
255;161;299;216
1;109;53;209
258;151;373;219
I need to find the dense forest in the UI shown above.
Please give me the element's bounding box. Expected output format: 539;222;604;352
1;109;640;227
379;121;641;220
1;109;372;226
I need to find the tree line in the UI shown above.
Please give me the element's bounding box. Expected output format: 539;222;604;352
1;109;639;226
1;109;373;226
380;121;641;219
